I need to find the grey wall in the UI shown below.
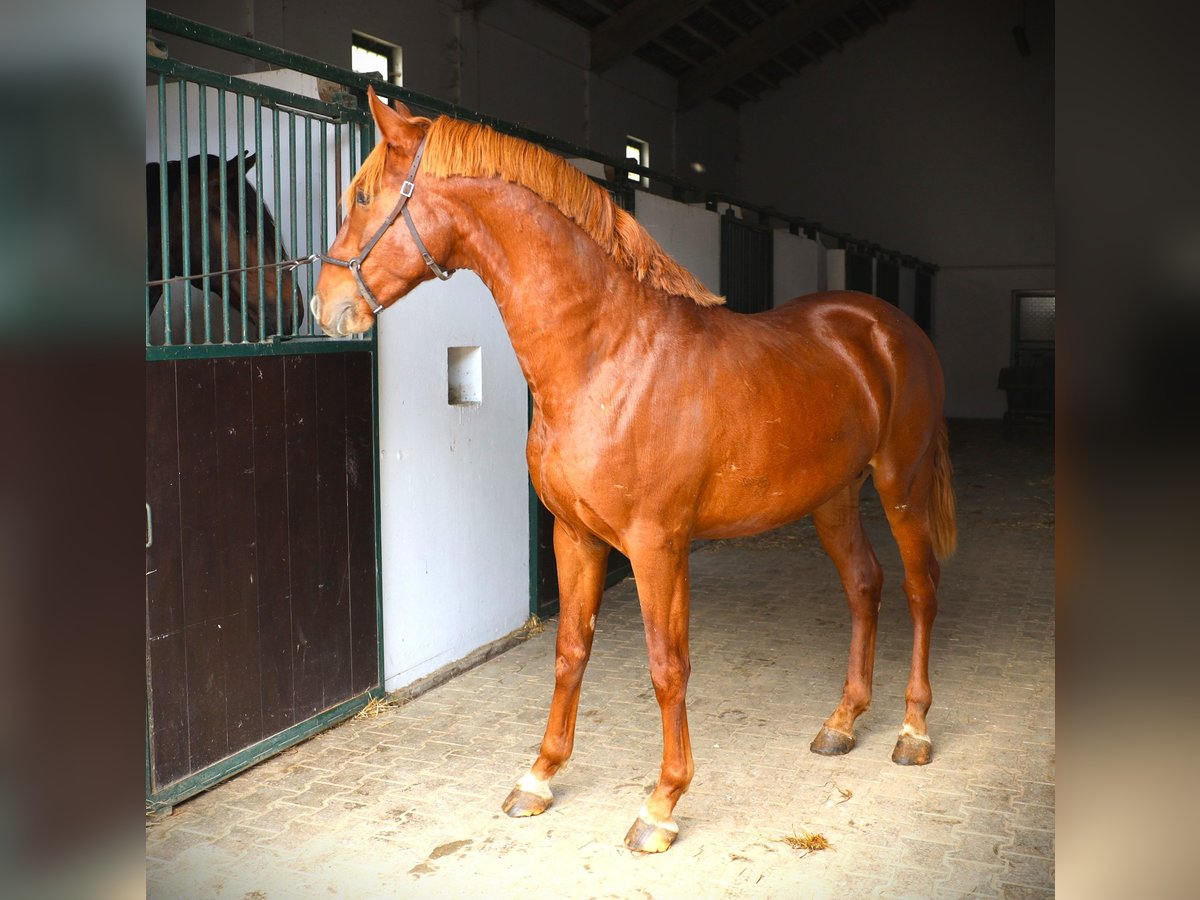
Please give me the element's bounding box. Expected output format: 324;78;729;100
152;0;739;190
735;0;1054;418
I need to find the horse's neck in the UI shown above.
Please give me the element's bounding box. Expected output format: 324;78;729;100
450;180;651;411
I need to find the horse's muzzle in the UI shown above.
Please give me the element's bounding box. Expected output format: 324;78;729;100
311;293;362;337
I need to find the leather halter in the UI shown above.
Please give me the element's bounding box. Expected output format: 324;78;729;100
318;135;451;314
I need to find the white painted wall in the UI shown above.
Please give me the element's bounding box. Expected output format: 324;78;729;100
772;230;823;307
634;193;721;295
376;272;530;690
825;249;847;292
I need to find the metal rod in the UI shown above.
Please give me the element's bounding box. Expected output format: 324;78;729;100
199;85;213;344
272;105;284;337
255;98;266;342
320;116;329;326
218;88;231;343
179;81;192;344
305;115;316;335
157;75;172;346
237;93;249;343
289;110;299;337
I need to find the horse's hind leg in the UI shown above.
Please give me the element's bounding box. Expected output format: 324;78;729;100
810;480;884;757
502;519;610;817
873;454;942;766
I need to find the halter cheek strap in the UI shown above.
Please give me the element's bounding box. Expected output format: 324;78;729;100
319;134;452;314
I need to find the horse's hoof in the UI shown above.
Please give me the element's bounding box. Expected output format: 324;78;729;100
624;816;679;854
810;726;856;756
891;733;933;766
501;787;551;817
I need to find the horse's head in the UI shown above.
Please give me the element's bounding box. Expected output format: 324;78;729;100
313;88;455;336
193;153;299;335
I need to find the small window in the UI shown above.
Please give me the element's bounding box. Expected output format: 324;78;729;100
352;32;403;86
625;136;649;187
447;346;482;405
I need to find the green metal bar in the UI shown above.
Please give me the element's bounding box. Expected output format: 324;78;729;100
179;82;192;344
145;230;151;347
198;87;212;345
334;120;342;235
147;685;385;809
288;111;299;337
146;55;352;121
273;106;284;337
319;116;328;333
145;336;375;362
157;75;172;346
237;93;249;343
218;88;231;343
156;74;170;348
370;339;386;687
304;115;315;335
255;98;267;342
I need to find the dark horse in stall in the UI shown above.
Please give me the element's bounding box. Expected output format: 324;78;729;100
314;89;957;853
147;153;301;341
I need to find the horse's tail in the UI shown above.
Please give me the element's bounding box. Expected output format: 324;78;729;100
929;420;957;561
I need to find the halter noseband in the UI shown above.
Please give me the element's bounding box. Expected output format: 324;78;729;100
319;135;451;314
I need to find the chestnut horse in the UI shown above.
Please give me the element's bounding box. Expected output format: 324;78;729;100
313;89;955;853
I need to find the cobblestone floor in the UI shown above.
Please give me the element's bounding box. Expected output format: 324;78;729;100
147;420;1054;898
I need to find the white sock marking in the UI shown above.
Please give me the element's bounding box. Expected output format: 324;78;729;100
516;771;553;800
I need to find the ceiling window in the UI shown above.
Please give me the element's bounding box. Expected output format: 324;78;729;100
625;136;649;187
352;32;402;86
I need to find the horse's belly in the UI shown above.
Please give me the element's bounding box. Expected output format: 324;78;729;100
692;451;867;539
693;493;821;540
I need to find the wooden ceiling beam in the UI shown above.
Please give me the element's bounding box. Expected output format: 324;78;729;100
678;0;857;109
590;0;712;72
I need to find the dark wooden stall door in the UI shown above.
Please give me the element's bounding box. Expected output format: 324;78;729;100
146;351;378;794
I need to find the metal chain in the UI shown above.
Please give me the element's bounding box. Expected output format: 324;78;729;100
145;253;319;288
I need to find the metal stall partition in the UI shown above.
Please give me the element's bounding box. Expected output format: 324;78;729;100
875;257;900;306
914;266;934;335
145;27;384;810
720;211;773;315
844;248;875;295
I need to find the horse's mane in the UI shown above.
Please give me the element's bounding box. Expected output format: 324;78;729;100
347;116;724;308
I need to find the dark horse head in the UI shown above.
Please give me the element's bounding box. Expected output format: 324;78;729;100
147;152;301;340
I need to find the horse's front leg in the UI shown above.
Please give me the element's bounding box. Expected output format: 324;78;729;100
502;519;609;817
624;536;694;853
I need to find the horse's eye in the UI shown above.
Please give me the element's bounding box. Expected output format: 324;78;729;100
356;190;370;206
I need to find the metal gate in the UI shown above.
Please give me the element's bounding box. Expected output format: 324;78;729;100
720;211;773;314
145;16;383;808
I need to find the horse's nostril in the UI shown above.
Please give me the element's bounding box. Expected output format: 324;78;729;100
335;307;353;336
310;294;321;323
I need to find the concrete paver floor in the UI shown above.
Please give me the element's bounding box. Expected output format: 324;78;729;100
147;420;1053;898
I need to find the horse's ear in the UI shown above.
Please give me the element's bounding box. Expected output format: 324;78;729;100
223;152;256;181
368;85;421;152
